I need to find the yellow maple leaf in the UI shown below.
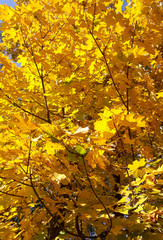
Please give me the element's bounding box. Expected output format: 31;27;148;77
45;141;64;155
115;0;123;13
14;114;37;133
94;119;109;134
128;158;146;172
115;22;124;34
157;91;163;98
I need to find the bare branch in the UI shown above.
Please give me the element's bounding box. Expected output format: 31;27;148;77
40;67;51;123
30;47;51;123
82;156;112;234
0;190;24;198
75;214;85;240
49;15;71;43
83;6;127;108
92;1;96;32
29;172;53;217
90;32;127;108
0;176;31;187
27;137;32;174
44;57;64;79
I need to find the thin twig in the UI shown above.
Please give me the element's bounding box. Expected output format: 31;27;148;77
92;1;96;32
12;100;50;123
75;214;85;239
49;15;71;43
0;88;50;123
127;127;135;161
19;164;27;175
83;6;127;108
125;22;137;161
112;121;134;198
126;21;137;111
64;229;99;239
82;156;112;232
0;190;24;198
27;137;32;174
40;67;51;123
44;57;64;79
90;33;127;108
30;47;51;123
0;176;31;187
29;172;53;217
30;97;65;118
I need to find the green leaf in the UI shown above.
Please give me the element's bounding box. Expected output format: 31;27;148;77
49;134;60;143
75;145;88;156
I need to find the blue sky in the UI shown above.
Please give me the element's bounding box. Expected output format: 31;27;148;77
0;0;16;8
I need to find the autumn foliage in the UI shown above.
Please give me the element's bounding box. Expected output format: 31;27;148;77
0;0;162;239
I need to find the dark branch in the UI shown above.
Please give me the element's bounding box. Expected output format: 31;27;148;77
0;88;50;123
29;172;53;217
27;137;32;174
0;190;24;198
30;47;51;123
82;156;112;234
90;32;127;108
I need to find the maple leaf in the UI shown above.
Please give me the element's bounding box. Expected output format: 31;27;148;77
0;0;162;239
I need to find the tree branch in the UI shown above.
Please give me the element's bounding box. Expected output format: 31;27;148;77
44;57;64;79
83;5;127;108
49;15;71;43
0;88;50;123
30;47;51;123
75;214;85;240
29;172;53;217
82;156;112;234
27;136;32;174
30;97;66;118
0;176;31;187
0;190;24;198
12;99;50;123
90;32;127;108
92;1;96;32
40;68;51;123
